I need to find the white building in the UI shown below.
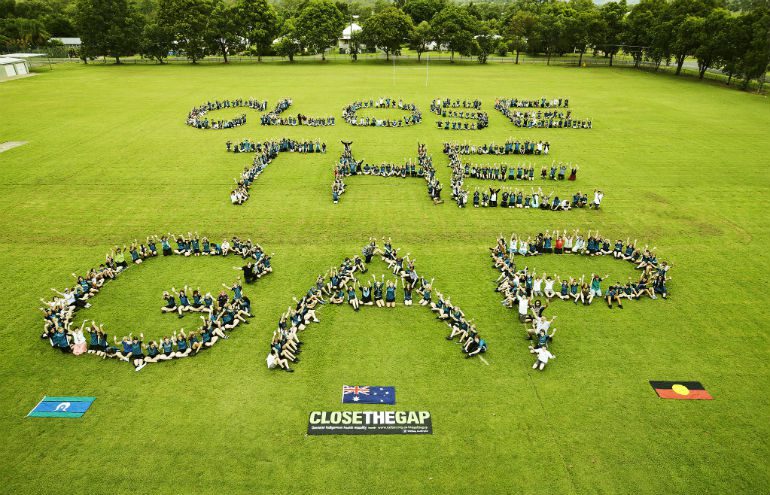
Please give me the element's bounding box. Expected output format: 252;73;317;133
51;37;82;48
0;57;30;80
338;23;363;51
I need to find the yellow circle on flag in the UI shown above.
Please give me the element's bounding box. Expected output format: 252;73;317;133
672;384;690;395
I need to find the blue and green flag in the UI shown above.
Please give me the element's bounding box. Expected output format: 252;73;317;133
27;396;95;418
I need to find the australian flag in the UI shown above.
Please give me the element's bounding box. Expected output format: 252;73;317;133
342;385;395;404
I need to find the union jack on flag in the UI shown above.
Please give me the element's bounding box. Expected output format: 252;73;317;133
343;386;370;396
341;385;396;404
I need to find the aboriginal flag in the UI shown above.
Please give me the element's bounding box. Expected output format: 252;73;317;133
649;381;713;400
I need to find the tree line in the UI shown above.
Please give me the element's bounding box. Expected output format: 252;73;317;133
1;0;768;89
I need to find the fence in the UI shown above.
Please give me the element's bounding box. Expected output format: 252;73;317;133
7;49;762;92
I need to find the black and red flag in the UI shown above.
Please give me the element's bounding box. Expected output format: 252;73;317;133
649;381;713;400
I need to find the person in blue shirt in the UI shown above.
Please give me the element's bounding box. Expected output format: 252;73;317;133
143;340;168;364
347;282;360;311
160;337;175;359
51;327;72;353
191;290;204;311
160;235;172;256
419;280;433;307
402;278;413;306
173;331;192;358
358;283;374;306
385;280;397;308
113;335;133;362
606;282;624;309
464;335;487;358
129;334;146;371
161;291;177;314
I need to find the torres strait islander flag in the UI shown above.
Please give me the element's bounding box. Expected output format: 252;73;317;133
649;381;713;400
342;385;396;404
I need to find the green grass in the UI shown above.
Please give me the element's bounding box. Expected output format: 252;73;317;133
0;62;768;494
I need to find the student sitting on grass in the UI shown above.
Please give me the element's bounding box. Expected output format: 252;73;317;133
267;347;294;372
532;347;555;371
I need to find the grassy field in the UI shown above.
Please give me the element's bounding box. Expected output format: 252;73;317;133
0;61;768;494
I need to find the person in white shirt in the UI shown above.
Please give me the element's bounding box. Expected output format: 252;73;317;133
532;347;555;371
591;189;604;209
267;348;293;372
220;239;230;256
532;275;544;297
543;276;556;299
518;295;530;323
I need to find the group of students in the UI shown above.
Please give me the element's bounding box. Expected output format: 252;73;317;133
454;161;579;182
332;142;442;205
488;230;671;370
226;138;325;154
227;138;326;205
497;97;570;108
494;99;592;129
259;98;336;126
491;230;672;306
444;140;550;156
445;146;599;210
430;98;488;130
39;233;273;370
342;98;422;127
266;238;487;371
186;98;267;130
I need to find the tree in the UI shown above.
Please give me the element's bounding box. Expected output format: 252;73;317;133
431;4;476;61
564;4;602;67
671;15;705;74
665;0;720;74
534;7;564;65
274;17;301;62
42;13;76;37
473;22;499;64
719;14;749;85
347;29;362;61
403;0;445;24
694;8;731;78
295;0;345;60
157;0;213;63
361;6;413;60
409;19;431;61
735;6;770;90
599;0;627;66
236;0;279;62
75;0;143;63
505;10;536;64
208;0;242;63
623;0;667;68
141;21;173;62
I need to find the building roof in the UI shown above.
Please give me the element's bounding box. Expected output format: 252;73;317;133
0;57;25;64
4;53;45;58
340;23;362;40
52;37;82;45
